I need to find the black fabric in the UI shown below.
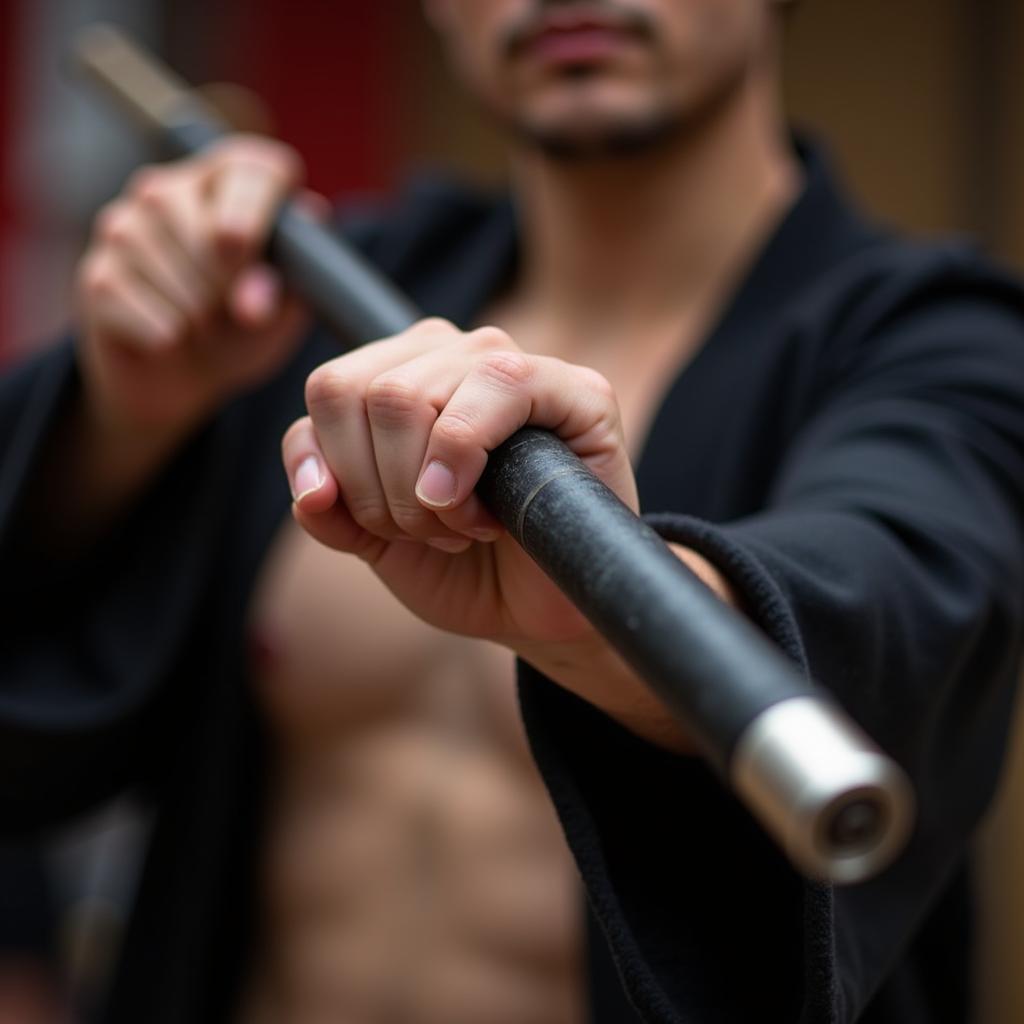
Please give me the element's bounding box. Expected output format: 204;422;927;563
0;843;56;960
1;148;1023;1022
587;903;645;1023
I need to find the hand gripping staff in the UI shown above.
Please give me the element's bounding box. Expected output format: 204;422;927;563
71;24;914;883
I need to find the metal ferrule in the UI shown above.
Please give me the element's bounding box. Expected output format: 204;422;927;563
730;696;915;884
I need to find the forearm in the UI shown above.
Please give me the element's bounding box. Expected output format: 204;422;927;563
516;544;738;754
22;385;198;555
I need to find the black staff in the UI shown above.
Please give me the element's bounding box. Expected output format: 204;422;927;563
71;23;914;883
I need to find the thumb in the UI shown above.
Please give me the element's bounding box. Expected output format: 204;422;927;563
228;263;283;328
227;186;329;328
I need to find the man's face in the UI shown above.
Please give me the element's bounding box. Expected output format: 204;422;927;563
426;0;779;158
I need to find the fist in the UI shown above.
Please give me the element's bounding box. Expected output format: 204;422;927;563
282;317;638;649
75;134;324;434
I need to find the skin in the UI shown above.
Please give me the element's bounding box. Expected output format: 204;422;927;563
42;1;799;1019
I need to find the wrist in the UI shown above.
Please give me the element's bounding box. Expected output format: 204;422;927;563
517;627;699;754
29;381;211;553
514;543;737;754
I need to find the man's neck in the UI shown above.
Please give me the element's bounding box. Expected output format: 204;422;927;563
505;73;802;355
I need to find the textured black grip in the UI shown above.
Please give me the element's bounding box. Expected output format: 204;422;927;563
477;429;812;767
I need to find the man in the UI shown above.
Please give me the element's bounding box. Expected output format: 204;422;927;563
1;1;1023;1022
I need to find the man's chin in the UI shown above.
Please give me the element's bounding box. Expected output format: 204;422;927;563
511;111;683;161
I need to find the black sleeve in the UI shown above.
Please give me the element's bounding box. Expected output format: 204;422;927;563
0;202;382;837
518;273;1024;1023
0;342;244;832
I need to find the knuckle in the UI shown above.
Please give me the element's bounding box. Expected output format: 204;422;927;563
78;253;117;298
578;365;616;402
414;316;454;333
136;179;174;215
478;350;533;388
405;316;456;343
215;135;305;183
94;202;134;245
433;408;479;448
305;362;357;416
365;373;421;425
388;498;430;534
127;166;188;213
468;325;514;352
346;495;393;534
125;165;162;197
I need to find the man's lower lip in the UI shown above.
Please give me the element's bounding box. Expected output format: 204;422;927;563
524;28;635;66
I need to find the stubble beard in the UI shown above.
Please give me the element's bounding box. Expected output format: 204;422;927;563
511;104;686;161
499;62;748;163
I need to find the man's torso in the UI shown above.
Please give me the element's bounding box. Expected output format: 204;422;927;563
237;291;707;1024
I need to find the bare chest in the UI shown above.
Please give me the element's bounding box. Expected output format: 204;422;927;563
249;522;525;752
245;527;582;1023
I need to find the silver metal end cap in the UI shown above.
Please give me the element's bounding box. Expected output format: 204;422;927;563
730;696;915;884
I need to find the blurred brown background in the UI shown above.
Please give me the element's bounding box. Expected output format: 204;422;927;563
0;0;1022;1020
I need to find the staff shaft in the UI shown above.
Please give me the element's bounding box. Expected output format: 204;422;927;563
70;23;914;882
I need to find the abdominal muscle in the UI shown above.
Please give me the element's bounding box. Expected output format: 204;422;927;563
242;519;584;1024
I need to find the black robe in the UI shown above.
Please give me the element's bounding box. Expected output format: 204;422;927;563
2;147;1024;1023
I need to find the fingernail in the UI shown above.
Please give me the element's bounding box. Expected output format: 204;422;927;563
416;460;457;509
428;537;471;553
291;455;323;502
237;266;279;323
